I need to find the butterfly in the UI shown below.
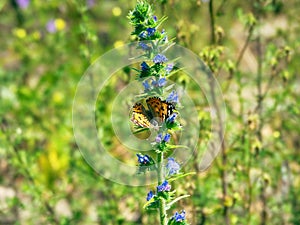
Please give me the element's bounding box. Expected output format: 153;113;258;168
131;97;175;128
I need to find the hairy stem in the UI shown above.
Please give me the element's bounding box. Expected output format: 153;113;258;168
157;152;167;225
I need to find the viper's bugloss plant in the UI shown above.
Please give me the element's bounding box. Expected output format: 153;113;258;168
128;1;192;224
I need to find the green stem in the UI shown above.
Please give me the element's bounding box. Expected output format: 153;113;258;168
209;0;216;45
157;152;167;225
208;2;229;223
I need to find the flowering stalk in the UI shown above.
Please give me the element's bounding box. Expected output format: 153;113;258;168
128;1;192;225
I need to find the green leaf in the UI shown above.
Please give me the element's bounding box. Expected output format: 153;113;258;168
168;172;196;183
166;195;190;210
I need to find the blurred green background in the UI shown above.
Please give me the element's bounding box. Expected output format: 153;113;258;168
0;0;299;224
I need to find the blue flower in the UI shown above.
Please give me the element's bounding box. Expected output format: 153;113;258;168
139;42;151;50
165;63;174;74
146;190;154;201
162;35;168;43
166;91;179;103
137;153;151;164
166;113;177;123
147;27;156;36
139;31;147;39
166;158;180;176
153;15;158;22
153;54;168;64
171;210;186;222
151;77;167;87
157;77;167;87
141;62;150;71
163;133;171;142
155;133;163;143
143;80;150;91
157;180;171;192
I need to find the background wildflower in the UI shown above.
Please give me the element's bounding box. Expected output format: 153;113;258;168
112;6;122;17
54;18;66;31
86;0;95;8
16;0;29;9
113;40;124;48
12;28;27;39
46;20;56;33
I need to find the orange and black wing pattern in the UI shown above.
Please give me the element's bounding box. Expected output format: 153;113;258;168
146;97;174;122
131;103;151;128
131;97;175;128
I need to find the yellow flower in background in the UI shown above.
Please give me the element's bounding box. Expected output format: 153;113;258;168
52;91;64;104
114;40;124;48
38;130;71;187
112;6;122;17
32;31;41;40
13;28;27;39
273;131;280;138
54;18;66;31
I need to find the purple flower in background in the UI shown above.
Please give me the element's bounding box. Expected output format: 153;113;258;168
46;19;56;33
166;158;180;176
171;210;186;222
153;15;158;22
163;133;171;142
146;191;154;201
157;180;171;192
153;54;168;64
166;90;179;103
16;0;29;9
86;0;95;8
165;63;174;74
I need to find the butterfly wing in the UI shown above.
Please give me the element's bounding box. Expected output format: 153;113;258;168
131;103;151;128
146;97;174;123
